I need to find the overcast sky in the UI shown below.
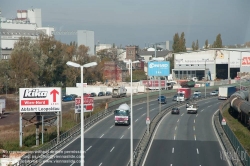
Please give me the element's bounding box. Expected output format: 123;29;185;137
1;0;250;48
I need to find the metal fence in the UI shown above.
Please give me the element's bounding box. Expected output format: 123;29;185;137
219;100;250;166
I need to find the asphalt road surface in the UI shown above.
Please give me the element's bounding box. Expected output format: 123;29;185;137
143;98;229;166
41;95;178;166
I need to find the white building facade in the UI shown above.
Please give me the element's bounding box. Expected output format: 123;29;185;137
173;49;250;81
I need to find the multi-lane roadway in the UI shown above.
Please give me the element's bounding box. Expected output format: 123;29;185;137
41;93;229;166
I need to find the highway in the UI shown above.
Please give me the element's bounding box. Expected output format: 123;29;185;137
42;94;177;166
143;98;229;166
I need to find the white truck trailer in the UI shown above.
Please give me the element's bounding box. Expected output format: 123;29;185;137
112;86;127;98
218;86;237;100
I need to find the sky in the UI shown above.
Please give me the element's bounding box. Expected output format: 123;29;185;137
1;0;250;48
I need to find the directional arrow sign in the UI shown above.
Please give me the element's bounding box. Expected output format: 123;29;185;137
50;89;59;102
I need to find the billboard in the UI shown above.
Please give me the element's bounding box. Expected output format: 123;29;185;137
148;61;170;76
19;88;62;112
75;97;94;113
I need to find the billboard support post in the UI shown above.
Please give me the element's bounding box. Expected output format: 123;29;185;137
19;113;22;147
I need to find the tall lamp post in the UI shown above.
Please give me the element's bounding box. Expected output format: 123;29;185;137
238;57;243;91
124;59;140;166
175;59;183;86
66;61;97;166
202;59;209;97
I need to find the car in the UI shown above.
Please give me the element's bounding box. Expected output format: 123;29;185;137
210;91;218;96
193;94;201;99
62;95;73;102
171;107;180;114
70;94;78;100
172;95;177;101
90;92;97;97
193;90;201;95
98;92;105;96
158;95;167;104
83;93;90;97
106;91;112;96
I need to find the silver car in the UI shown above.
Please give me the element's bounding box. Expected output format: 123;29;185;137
210;91;218;96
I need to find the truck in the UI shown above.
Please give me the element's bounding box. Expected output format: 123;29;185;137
187;103;199;114
218;86;237;100
114;103;131;126
176;88;191;102
112;86;127;98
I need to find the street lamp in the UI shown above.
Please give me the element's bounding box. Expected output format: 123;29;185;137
124;59;140;166
66;61;97;166
202;59;209;97
151;57;164;113
238;57;243;91
175;59;183;86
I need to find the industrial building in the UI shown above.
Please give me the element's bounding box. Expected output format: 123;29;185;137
173;49;250;81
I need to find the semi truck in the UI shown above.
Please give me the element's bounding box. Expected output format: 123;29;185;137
176;88;191;102
218;86;237;100
112;86;127;98
114;103;131;126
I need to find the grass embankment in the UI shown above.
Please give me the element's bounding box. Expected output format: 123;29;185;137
0;99;107;152
222;109;250;155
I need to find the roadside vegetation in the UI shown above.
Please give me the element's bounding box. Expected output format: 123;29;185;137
0;98;108;151
223;109;250;155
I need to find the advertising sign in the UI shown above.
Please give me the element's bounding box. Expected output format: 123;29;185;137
75;97;94;113
242;52;250;66
19;88;62;112
0;99;6;109
148;61;170;76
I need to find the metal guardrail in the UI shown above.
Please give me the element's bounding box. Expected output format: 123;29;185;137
12;84;229;166
218;99;250;166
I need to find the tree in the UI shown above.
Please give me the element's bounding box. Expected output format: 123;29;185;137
205;40;209;49
192;41;195;51
173;32;186;53
195;40;199;50
172;33;180;53
212;34;223;48
96;48;120;62
179;32;187;52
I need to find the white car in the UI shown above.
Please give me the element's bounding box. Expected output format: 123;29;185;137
193;90;201;95
210;91;218;96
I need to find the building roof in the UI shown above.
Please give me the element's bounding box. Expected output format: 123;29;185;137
138;50;170;57
1;29;45;36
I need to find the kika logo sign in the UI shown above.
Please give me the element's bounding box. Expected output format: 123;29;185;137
23;89;48;98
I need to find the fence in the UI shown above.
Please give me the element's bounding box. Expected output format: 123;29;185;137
218;99;250;166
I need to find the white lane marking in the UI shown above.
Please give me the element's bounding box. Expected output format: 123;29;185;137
142;113;146;116
120;135;124;139
70;162;75;166
197;148;199;154
138;107;143;110
177;119;179;122
194;135;196;141
99;163;102;166
196;114;198;117
204;101;209;103
86;146;92;152
172;148;174;153
217;102;220;104
170;164;172;166
151;108;155;110
175;126;177;130
128;126;131;130
150;104;154;106
174;134;176;140
135;119;138;122
194;119;195;123
201;109;204;112
181;113;184;116
100;134;104;138
208;105;211;107
110;147;115;152
193;126;195;131
110;125;114;128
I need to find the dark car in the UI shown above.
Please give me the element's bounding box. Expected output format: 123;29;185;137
70;94;78;100
98;92;105;97
193;94;201;99
62;95;73;102
171;107;180;114
158;95;167;104
90;92;97;97
172;95;177;101
106;91;112;96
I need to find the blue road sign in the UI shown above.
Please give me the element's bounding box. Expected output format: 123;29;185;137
148;61;170;76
